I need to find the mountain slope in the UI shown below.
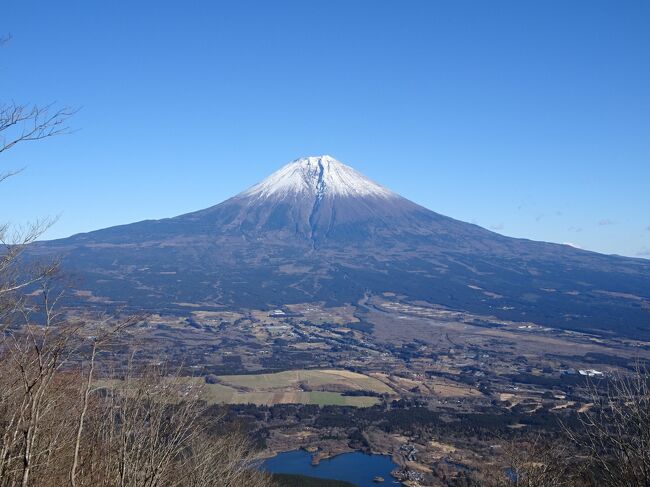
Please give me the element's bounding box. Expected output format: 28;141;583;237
35;155;650;340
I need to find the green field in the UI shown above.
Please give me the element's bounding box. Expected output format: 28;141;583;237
200;369;394;407
98;369;393;408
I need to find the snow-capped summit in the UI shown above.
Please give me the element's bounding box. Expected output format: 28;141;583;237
39;154;650;341
203;154;431;244
240;155;396;200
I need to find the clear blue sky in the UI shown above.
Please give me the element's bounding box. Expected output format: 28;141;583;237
1;1;649;257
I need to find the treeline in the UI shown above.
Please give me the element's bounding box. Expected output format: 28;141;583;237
0;98;272;486
0;308;273;487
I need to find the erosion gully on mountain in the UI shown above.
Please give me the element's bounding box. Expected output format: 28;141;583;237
32;155;650;340
308;158;327;248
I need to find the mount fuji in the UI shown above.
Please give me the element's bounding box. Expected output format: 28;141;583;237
35;155;650;339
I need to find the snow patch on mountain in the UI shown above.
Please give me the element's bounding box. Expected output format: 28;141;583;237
240;155;397;200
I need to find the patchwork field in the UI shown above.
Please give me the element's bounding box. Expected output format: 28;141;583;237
217;369;394;392
98;369;391;407
201;369;395;407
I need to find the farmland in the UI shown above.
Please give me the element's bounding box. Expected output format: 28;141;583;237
200;369;395;407
88;297;650;484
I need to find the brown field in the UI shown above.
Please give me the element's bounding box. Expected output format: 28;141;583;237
198;369;396;407
371;372;481;398
429;380;482;398
98;369;392;408
216;369;395;394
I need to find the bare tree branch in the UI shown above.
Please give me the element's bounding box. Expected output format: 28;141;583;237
0;103;77;155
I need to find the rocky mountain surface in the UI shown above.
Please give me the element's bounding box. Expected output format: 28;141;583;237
34;155;650;339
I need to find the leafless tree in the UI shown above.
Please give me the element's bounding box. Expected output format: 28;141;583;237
472;435;580;487
69;362;271;487
0;51;75;311
564;364;650;487
0;274;135;486
472;366;650;487
0;46;78;482
1;39;272;487
0;297;272;487
0;102;75;158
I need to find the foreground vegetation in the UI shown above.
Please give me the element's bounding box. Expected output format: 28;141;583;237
0;307;273;486
2;37;650;487
0;88;271;486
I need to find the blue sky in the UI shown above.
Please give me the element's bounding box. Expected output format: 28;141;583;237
1;1;649;257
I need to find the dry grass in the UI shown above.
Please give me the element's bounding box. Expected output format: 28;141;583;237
216;369;395;394
103;369;394;408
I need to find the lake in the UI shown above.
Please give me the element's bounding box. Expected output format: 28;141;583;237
262;450;402;486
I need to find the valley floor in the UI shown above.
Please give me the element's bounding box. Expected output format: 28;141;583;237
79;294;650;485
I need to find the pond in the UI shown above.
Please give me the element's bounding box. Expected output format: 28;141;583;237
262;449;403;487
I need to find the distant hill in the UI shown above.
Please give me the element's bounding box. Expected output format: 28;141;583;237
34;155;650;339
